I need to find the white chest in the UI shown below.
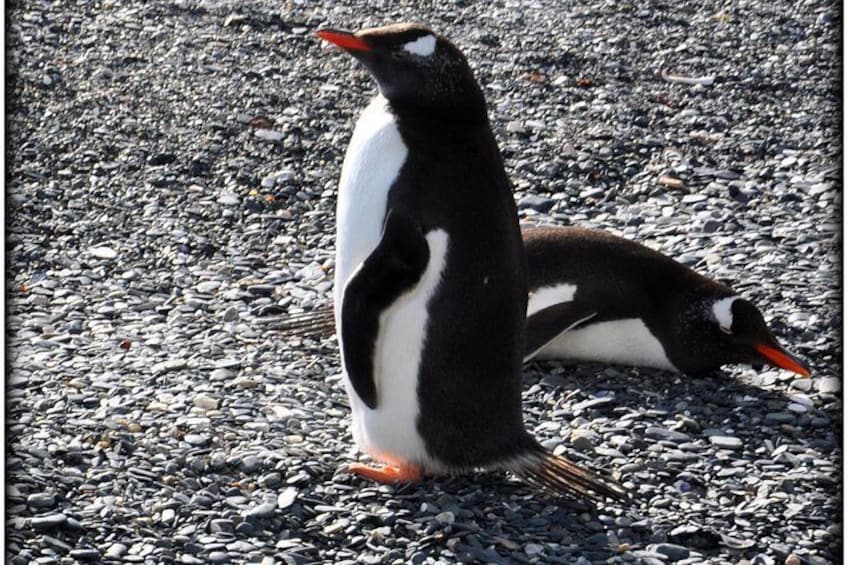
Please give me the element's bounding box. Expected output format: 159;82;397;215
346;230;450;470
533;317;676;371
333;95;408;310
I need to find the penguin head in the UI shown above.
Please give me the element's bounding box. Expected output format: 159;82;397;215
316;23;484;115
706;296;811;377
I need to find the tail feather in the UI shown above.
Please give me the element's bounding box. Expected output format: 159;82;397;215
505;446;627;503
276;306;336;338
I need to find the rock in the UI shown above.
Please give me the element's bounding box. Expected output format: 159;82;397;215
434;511;455;525
816;377;840;393
709;436;743;450
88;246;118;259
277;487;298;510
27;493;56;508
254;129;284;142
243;502;276;520
518;194;555;212
653;543;690;562
645;427;690;443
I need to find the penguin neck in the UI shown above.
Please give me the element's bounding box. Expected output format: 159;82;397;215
383;86;489;129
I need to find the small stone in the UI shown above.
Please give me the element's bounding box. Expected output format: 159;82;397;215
435;511;455;525
30;514;66;529
69;549;101;561
183;434;208;446
196;281;221;294
277;487;298;509
210;519;234;534
654;543;690;561
193;395;219;410
785;555;802;565
208;551;229;563
105;543;128;558
27;493;56;508
258;472;282;488
570;431;594;452
42;535;71;553
682;193;707;204
787;403;809;414
709;436;743;450
210;368;234;381
218;192;240;206
88;246;118;260
240;455;261;473
506;120;525;133
645;427;690;443
816;377;840;393
518;194;555;212
791;378;812;392
243;501;276;520
254;129;284;142
524;543;544;556
658;175;684;189
147;152;177;166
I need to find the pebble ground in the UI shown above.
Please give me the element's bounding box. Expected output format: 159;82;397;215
7;1;840;564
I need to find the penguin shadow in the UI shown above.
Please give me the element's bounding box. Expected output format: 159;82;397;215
523;358;802;418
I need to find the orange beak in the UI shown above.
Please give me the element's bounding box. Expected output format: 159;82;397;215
316;28;371;52
755;343;811;377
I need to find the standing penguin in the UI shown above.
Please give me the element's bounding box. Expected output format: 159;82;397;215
276;227;810;377
522;226;811;377
317;23;623;501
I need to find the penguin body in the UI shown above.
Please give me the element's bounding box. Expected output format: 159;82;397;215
523;226;809;376
318;24;622;500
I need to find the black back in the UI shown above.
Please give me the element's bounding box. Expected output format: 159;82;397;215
386;93;531;468
524;226;737;373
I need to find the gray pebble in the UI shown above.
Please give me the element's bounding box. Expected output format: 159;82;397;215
30;514;66;529
816;377;840;393
653;543;690;561
645;427;691;443
709;436;743;450
27;493;56;508
243;502;276;520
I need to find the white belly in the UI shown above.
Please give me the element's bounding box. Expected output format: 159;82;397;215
333;95;408;312
332;95;447;468
533;318;676;371
347;230;449;469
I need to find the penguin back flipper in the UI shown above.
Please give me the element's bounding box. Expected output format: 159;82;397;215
505;444;628;503
341;210;430;409
524;303;597;361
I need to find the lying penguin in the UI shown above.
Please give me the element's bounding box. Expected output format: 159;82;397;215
278;226;810;378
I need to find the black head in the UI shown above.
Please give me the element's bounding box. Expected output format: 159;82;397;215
696;295;811;377
316;23;485;118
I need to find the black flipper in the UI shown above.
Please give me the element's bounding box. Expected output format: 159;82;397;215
341;210;430;409
524;302;597;361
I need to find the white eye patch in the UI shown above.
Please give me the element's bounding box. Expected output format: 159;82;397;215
712;296;737;333
403;34;437;56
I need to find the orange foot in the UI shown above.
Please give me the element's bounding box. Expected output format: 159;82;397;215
347;462;422;484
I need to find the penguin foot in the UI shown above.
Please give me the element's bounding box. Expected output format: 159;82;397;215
347;462;422;483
